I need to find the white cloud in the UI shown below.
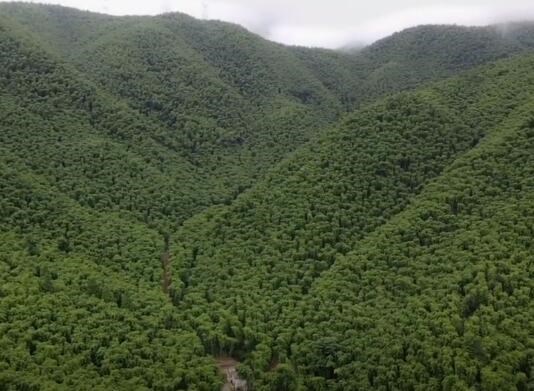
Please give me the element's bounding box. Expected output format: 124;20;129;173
203;0;534;47
1;0;534;47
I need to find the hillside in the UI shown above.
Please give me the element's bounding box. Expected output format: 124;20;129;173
344;23;534;104
170;55;534;389
0;3;343;233
2;3;534;217
290;96;534;391
293;22;534;107
0;2;534;390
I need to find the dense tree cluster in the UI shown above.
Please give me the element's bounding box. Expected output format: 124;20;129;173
291;106;534;390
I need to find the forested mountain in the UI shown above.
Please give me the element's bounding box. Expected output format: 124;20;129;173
171;55;534;389
2;3;534;220
0;2;533;390
291;102;534;390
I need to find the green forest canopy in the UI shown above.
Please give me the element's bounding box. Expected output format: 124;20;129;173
0;3;533;390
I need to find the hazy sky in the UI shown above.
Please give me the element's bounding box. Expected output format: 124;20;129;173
2;0;534;47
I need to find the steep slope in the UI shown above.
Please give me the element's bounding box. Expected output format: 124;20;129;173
0;3;343;198
290;99;534;391
0;163;224;390
169;55;534;388
346;23;534;104
291;23;534;108
0;20;227;389
0;17;230;236
3;3;534;202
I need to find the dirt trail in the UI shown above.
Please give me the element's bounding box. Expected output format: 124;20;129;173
161;235;172;295
161;250;171;294
216;357;247;391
